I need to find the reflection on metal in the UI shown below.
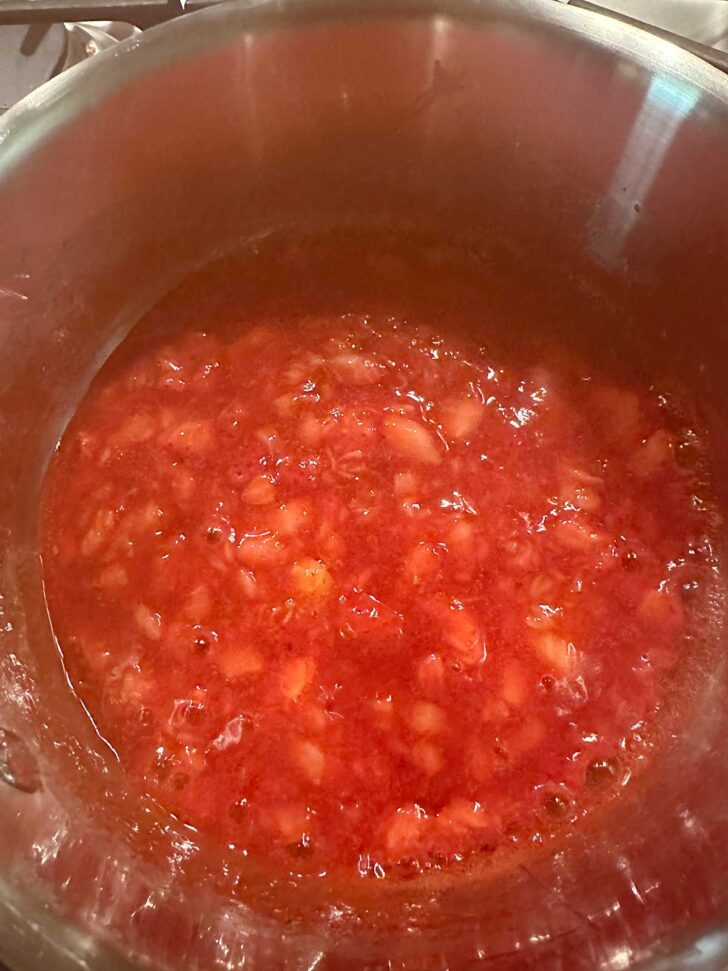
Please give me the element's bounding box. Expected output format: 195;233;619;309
588;73;700;269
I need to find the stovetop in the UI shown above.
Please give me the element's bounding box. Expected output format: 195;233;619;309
0;0;219;111
591;0;728;51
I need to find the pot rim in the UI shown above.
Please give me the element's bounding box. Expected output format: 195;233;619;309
0;0;727;184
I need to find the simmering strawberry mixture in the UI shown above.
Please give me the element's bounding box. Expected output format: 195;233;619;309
42;307;715;878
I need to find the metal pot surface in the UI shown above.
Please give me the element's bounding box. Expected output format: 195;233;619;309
0;1;727;968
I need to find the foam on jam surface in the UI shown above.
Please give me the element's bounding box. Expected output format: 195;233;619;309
42;313;713;877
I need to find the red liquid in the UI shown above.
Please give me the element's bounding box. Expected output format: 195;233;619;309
42;304;714;878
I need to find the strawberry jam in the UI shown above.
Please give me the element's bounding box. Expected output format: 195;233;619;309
41;259;717;879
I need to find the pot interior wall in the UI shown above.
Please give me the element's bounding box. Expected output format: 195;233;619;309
0;4;727;969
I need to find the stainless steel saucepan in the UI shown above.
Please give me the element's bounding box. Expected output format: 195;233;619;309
0;1;727;967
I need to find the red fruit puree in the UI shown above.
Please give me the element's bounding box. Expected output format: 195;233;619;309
41;287;717;879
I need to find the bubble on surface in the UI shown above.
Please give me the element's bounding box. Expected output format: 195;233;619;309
0;726;41;794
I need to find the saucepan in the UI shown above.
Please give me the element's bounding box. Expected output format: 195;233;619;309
0;0;727;967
